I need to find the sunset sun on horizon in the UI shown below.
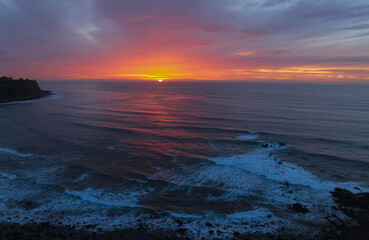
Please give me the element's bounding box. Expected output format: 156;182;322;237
1;0;369;82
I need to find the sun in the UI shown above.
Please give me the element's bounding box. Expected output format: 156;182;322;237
158;79;163;82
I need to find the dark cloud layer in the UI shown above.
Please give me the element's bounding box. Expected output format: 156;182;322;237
0;0;368;80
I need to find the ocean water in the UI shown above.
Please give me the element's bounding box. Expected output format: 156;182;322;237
0;80;368;238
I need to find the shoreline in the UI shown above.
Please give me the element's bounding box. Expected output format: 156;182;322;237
0;188;367;240
0;90;51;104
0;77;50;103
0;222;180;240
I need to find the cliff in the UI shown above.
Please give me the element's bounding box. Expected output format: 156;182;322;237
0;76;49;103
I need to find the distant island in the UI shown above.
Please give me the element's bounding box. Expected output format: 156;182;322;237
0;76;50;103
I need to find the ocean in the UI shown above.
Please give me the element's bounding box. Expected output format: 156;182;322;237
0;80;368;238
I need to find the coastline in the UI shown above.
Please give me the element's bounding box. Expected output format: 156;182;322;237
0;222;180;240
0;90;51;104
0;77;51;103
0;188;367;240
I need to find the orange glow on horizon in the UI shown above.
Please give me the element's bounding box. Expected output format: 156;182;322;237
103;55;202;80
40;50;369;81
3;51;369;82
1;1;369;83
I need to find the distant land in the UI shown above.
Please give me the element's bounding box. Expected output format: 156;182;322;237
0;76;50;103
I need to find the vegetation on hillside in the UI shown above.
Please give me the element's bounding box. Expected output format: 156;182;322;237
0;76;33;81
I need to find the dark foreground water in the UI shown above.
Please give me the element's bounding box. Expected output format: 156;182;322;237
0;80;368;238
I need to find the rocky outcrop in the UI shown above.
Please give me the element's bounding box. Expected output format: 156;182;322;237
323;188;369;240
0;76;49;103
331;188;369;226
289;203;309;214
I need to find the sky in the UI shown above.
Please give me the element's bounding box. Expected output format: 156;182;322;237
0;0;369;81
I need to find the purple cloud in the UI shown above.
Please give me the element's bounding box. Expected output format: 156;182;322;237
0;0;368;80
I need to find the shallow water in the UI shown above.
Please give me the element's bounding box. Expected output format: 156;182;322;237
0;80;368;238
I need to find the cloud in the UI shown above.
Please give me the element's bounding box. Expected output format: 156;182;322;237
341;24;369;30
0;0;368;80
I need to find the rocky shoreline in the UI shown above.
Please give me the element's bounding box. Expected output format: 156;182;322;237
0;76;50;103
325;188;369;240
0;188;367;240
0;222;180;240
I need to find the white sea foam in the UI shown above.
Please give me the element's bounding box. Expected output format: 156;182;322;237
151;140;367;229
0;171;17;180
73;173;88;182
169;212;203;218
0;164;349;240
226;208;273;220
0;147;34;158
235;131;258;140
208;147;365;193
0;140;365;239
209;149;323;188
65;187;146;208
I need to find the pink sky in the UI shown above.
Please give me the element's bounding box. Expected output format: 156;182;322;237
1;0;369;81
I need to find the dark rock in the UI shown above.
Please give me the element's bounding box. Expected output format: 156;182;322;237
174;220;183;226
331;188;369;228
0;76;50;103
39;222;50;229
290;203;309;214
262;143;269;148
331;188;369;210
176;228;187;234
278;142;286;146
85;224;97;229
205;222;212;227
323;188;369;240
19;200;41;210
